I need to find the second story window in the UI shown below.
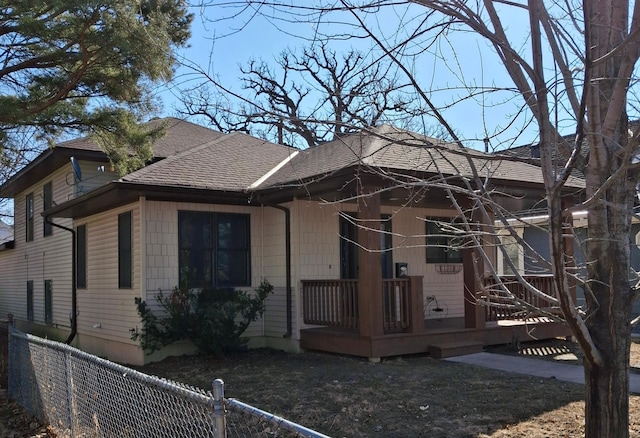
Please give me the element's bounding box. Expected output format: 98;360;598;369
43;182;52;237
25;193;34;242
77;224;87;289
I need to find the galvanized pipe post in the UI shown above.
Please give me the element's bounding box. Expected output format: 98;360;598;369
212;379;227;438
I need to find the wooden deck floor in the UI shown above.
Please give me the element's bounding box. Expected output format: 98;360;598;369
300;318;571;359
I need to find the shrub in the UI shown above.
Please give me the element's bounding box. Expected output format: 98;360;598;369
131;280;273;356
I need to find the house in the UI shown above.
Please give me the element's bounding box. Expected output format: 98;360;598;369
498;138;640;319
0;219;12;245
0;118;583;365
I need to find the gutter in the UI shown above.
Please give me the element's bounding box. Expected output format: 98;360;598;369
267;204;293;338
45;218;77;344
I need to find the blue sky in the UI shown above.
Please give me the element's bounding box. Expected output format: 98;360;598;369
155;2;552;151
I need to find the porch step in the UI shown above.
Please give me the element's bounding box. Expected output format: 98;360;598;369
429;341;484;359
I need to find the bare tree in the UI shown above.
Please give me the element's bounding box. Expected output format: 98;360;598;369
405;2;639;436
195;1;640;436
179;42;421;148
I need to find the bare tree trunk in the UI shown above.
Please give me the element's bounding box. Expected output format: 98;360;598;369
580;0;640;432
583;166;635;437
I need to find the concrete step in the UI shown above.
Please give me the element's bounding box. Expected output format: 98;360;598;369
429;341;484;359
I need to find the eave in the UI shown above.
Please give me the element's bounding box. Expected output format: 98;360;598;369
0;147;109;198
43;181;259;220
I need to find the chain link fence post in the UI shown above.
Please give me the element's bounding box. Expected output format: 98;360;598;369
65;351;76;435
8;330;329;438
212;378;227;438
7;322;14;401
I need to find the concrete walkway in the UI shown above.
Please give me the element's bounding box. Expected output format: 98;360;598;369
446;352;640;395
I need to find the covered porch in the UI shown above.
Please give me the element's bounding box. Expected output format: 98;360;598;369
299;274;571;359
290;172;575;360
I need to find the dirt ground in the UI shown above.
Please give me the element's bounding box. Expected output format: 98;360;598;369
2;337;640;437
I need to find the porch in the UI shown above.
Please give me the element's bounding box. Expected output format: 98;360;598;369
299;276;571;359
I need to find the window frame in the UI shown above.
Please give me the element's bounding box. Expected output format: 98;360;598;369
178;211;251;289
77;224;87;289
425;217;463;264
25;192;34;242
27;280;34;322
43;182;53;237
44;279;52;324
118;211;132;289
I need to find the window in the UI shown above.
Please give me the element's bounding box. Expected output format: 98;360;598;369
339;214;393;279
498;233;524;275
43;182;52;237
27;281;33;322
25;193;34;242
179;211;250;288
77;224;87;289
118;211;132;288
425;217;463;263
44;280;52;324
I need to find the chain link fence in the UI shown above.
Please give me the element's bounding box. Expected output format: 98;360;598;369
7;327;330;438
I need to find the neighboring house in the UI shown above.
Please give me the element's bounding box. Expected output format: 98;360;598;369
500;137;640;319
0;118;583;365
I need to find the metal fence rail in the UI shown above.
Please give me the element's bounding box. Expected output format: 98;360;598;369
8;327;330;438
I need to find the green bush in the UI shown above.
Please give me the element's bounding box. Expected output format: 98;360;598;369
131;280;273;356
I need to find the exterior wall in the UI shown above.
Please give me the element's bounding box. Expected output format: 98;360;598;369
290;199;465;330
0;165;74;336
141;200;297;357
71;160;118;199
259;204;297;349
74;202;143;365
385;205;465;320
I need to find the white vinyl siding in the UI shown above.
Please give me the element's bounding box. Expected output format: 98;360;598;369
69;160;118;199
77;203;141;344
0;165;74;327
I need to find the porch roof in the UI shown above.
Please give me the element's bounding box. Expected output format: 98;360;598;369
256;125;585;190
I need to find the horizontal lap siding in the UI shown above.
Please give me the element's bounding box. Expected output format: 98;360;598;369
77;203;141;344
0;166;73;328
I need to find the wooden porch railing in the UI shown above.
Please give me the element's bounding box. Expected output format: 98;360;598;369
301;278;413;331
382;279;411;330
302;280;359;328
482;274;557;322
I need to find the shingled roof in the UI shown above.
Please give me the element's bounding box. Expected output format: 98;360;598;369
257;125;584;190
38;121;586;220
122;132;296;191
58;117;225;158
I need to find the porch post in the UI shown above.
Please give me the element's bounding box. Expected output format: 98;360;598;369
407;276;424;334
357;186;384;339
463;206;489;329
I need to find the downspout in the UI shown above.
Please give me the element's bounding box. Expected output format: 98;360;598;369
267;204;292;338
45;218;77;344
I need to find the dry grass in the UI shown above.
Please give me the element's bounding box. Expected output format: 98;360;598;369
2;337;640;437
138;340;640;437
